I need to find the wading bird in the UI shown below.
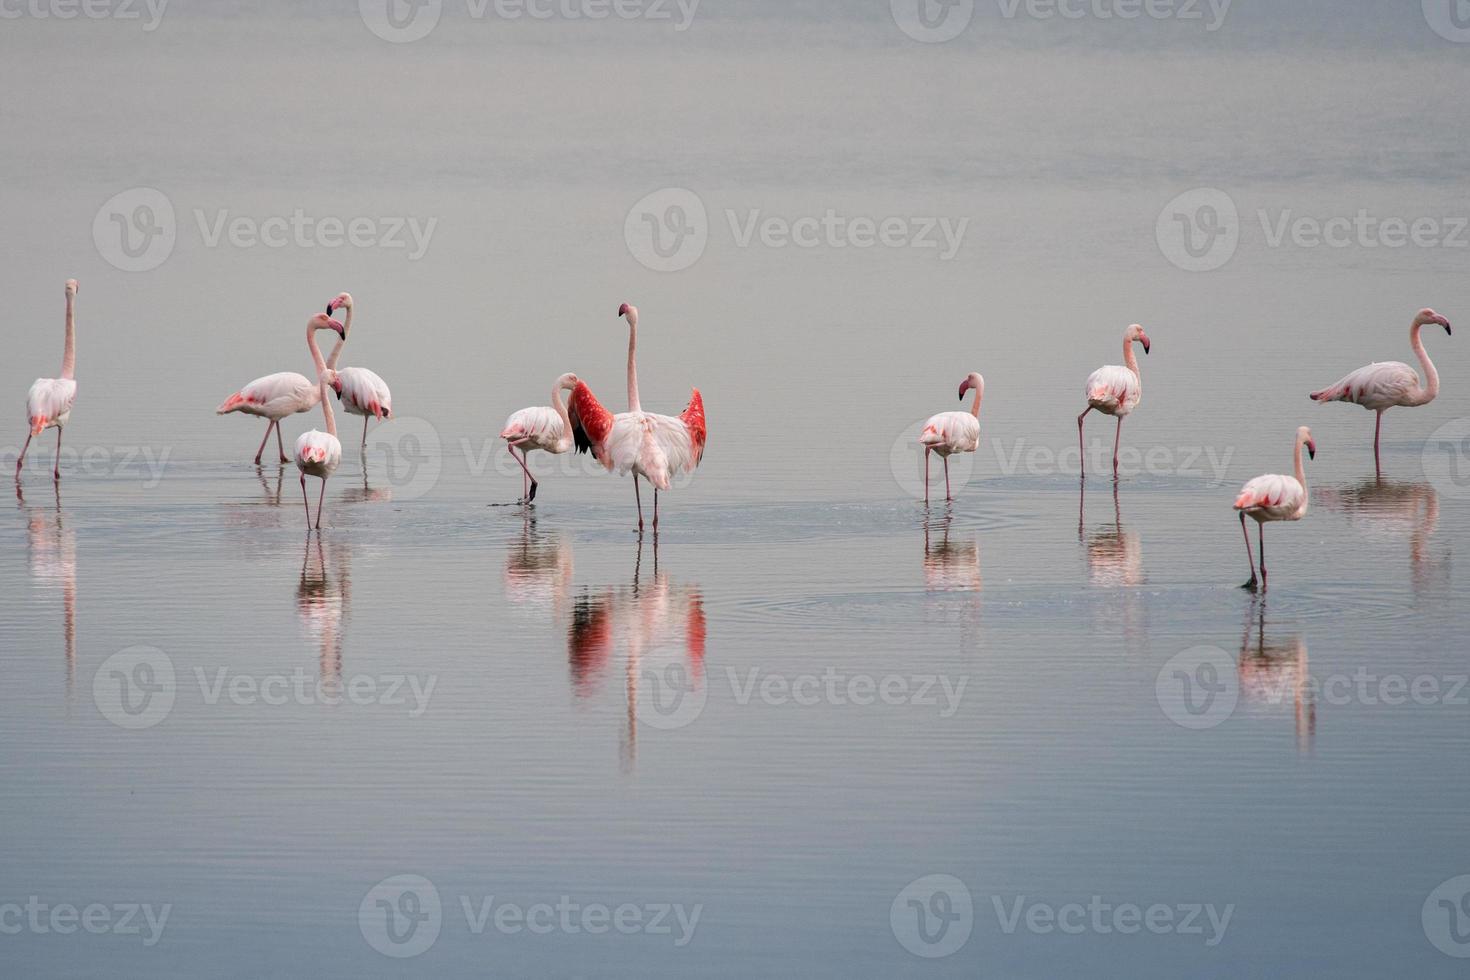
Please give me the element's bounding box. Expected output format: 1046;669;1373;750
18;280;80;482
217;315;343;465
1309;308;1450;472
919;372;984;504
568;304;706;531
1233;426;1316;592
294;314;346;530
1078;324;1151;479
499;373;582;503
324;293;394;455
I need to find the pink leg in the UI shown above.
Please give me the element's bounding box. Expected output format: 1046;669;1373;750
362;416;369;453
1239;512;1258;591
1258;522;1267;591
1077;408;1091;477
924;447;931;505
276;421;288;464
53;427;62;481
254;421;274;466
1112;416;1123;478
17;431;33;476
943;455;952;501
633;475;644;531
300;473;311;530
316;477;328;530
1374;411;1383;474
653;488;659;529
510;446;537;503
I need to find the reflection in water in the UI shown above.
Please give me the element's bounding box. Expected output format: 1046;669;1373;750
218;465;288;533
922;507;981;593
504;512;574;615
1238;600;1315;753
1315;478;1448;595
566;535;706;772
1078;480;1143;587
340;467;392;505
297;537;351;681
19;482;76;698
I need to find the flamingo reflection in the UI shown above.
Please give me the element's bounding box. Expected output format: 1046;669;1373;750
504;511;574;616
340;467;393;505
922;507;981;593
19;481;76;697
1078;480;1144;586
297;536;351;681
567;535;706;771
1238;599;1315;752
1315;477;1447;595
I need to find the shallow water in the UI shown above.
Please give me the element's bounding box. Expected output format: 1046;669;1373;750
4;3;1470;977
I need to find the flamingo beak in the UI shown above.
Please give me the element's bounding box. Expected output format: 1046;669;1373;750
1437;316;1452;335
1307;440;1317;461
958;379;973;401
326;302;335;314
618;303;631;318
1141;336;1151;355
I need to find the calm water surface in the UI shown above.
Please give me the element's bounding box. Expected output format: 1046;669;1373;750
2;3;1469;977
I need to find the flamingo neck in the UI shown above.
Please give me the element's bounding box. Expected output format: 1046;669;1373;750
320;378;337;437
60;292;76;380
968;385;983;418
1123;337;1140;379
626;317;641;414
552;380;571;433
1293;438;1307;490
328;305;353;370
308;324;329;377
1410;322;1438;404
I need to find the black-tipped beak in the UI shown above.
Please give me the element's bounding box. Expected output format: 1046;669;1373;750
1307;442;1316;461
1142;340;1151;355
1446;324;1453;337
326;303;334;315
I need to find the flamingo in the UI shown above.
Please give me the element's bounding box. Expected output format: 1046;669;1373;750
294;314;346;531
1078;324;1151;478
1233;426;1316;592
919;372;984;504
216;316;343;465
324;293;394;455
499;373;582;503
1309;308;1451;472
17;280;79;481
568;304;706;531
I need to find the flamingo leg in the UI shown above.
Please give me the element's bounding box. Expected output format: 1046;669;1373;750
653;488;659;529
924;447;931;505
300;473;311;530
1373;411;1383;474
362;416;369;453
315;477;328;530
1239;512;1258;591
943;455;952;502
275;420;288;464
53;427;62;481
633;475;645;531
1077;408;1092;477
1258;522;1267;591
510;446;537;503
253;421;274;466
17;431;33;476
1112;416;1123;479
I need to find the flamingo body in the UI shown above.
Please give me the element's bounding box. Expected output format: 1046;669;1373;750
920;411;980;456
332;366;393;421
1084;364;1141;416
217;372;321;420
500;373;582;502
25;378;77;436
295;429;343;478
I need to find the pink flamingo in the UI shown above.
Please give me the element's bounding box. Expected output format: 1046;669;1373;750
217;318;343;465
919;372;984;504
323;293;394;455
1078;324;1151;478
568;304;706;531
499;373;582;503
294;314;345;530
17;280;79;481
1309;308;1451;472
1233;426;1316;592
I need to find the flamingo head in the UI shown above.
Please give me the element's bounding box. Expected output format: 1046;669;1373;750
957;372;985;402
320;369;343;396
557;372;581;391
1128;323;1151;355
64;279;78;298
326;292;354;316
1416;308;1451;336
1299;425;1316;461
310;312;346;338
618;303;638;325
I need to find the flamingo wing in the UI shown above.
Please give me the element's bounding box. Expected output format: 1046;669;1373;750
500;406;565;447
337;367;393;419
920;412;979;453
25;378;77;434
1085;365;1139;412
679;388;706;467
218;372;318;417
1310;361;1417;409
1233;474;1305;514
567;381;614;468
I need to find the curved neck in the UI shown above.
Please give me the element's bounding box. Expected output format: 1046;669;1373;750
1123;337;1140;379
1293;438;1307;489
968;386;982;418
320;378;336;437
626;317;641;413
328;305;353;369
60;291;76;380
1410;322;1439;403
552;381;572;430
307;324;329;377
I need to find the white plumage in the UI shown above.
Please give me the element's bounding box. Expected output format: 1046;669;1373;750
1232;425;1316;591
333;366;393;421
294;429;342;479
218;372;321;420
919;411;980;456
1084;363;1142;416
26;378;78;436
606;411;701;491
